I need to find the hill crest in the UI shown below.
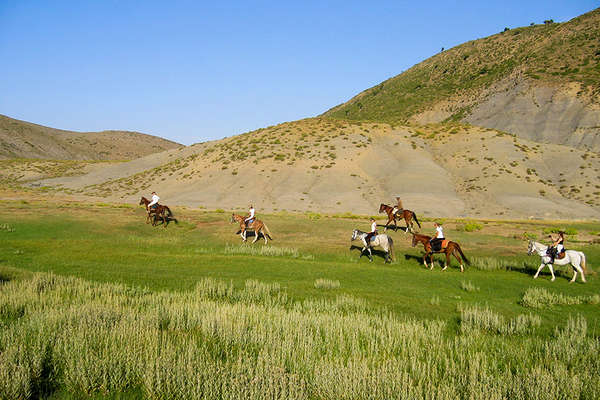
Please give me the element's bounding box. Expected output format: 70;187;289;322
0;114;183;161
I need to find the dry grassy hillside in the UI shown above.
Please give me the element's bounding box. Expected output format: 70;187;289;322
324;8;600;151
0;114;183;160
34;118;600;219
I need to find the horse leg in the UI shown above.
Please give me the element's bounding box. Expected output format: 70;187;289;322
548;265;555;281
252;228;259;244
367;247;373;262
575;263;587;283
441;251;450;271
454;250;464;272
429;253;435;270
533;263;545;279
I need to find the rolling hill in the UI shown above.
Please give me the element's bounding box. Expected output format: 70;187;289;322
0;114;183;160
33;118;600;219
323;8;600;152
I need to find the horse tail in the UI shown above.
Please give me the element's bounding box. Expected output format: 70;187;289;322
263;223;273;240
412;211;421;228
580;252;587;273
456;243;470;265
387;236;395;261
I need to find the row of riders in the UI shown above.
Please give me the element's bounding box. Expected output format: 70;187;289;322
139;194;586;283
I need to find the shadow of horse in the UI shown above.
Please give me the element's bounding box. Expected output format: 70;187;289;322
349;244;390;262
152;215;178;227
235;230;266;239
404;253;547;276
378;224;408;233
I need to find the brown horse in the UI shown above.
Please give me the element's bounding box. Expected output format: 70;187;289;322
231;213;273;244
139;196;175;227
378;203;421;233
411;233;470;272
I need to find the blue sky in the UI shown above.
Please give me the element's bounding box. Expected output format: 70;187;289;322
0;1;597;145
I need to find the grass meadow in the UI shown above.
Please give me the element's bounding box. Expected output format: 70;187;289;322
1;199;600;399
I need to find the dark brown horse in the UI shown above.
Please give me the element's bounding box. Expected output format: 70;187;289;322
139;196;175;227
231;213;273;244
378;203;421;233
411;233;470;272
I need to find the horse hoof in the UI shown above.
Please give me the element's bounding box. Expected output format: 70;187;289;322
441;266;447;271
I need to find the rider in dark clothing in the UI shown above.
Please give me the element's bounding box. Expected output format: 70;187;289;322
547;231;565;264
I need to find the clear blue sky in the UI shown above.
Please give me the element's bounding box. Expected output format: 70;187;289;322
0;1;597;145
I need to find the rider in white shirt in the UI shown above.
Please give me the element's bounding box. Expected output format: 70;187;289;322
148;192;160;210
365;218;378;244
430;222;444;251
244;205;255;227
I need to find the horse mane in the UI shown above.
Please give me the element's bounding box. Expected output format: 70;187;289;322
412;232;431;241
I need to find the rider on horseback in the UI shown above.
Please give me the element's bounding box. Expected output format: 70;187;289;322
148;191;160;210
430;222;444;252
364;218;378;245
391;197;403;217
547;231;565;264
244;204;255;227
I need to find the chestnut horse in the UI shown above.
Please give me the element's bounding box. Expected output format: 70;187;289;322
411;233;470;272
378;204;421;233
139;196;175;227
231;213;273;244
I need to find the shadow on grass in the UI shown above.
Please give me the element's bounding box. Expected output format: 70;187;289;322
349;244;390;262
377;224;409;233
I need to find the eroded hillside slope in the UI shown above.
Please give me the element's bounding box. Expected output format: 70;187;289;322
35;118;600;219
324;9;600;151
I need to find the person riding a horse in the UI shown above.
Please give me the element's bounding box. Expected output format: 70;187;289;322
148;191;160;210
364;218;378;245
391;197;403;217
547;231;565;263
244;204;255;227
430;222;445;252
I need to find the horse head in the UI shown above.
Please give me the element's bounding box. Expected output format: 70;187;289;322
527;240;534;255
351;229;358;241
378;204;386;213
139;197;147;206
411;233;417;247
230;213;237;223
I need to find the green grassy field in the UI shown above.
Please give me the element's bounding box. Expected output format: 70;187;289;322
1;200;600;399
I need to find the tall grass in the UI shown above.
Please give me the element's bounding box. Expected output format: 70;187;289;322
521;287;600;308
224;244;307;258
460;305;541;335
1;272;599;399
314;279;340;289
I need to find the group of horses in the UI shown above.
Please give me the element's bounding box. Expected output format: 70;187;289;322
352;202;587;282
139;197;587;282
351;202;470;271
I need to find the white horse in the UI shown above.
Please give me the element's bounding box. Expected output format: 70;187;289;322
527;240;587;283
351;229;394;263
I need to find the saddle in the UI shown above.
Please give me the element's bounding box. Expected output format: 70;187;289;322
546;247;566;260
431;239;448;252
